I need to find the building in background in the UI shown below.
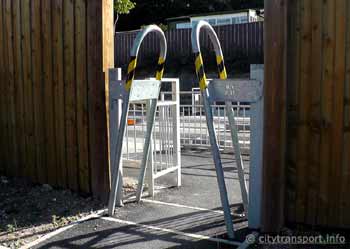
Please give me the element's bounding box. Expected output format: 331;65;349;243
166;9;262;30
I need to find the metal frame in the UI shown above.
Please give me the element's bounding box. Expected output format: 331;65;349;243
125;89;251;154
157;89;252;152
147;78;181;194
191;20;263;238
108;25;167;216
248;64;264;229
111;78;181;198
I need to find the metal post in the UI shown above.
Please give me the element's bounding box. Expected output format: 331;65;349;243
108;94;130;216
226;102;249;215
203;91;235;239
108;68;124;207
248;64;264;229
116;69;124;206
172;79;181;187
136;98;158;201
146;99;155;197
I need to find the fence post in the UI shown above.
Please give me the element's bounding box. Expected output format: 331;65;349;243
261;0;288;232
172;79;181;187
108;68;124;206
146;99;155;196
249;64;264;229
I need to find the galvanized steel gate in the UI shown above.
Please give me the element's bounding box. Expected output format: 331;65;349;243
121;78;181;197
191;21;263;239
108;22;265;240
108;25;168;215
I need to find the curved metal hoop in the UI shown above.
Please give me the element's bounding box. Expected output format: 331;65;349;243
125;25;167;91
191;21;227;91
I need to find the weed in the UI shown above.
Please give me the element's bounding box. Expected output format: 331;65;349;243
6;220;17;233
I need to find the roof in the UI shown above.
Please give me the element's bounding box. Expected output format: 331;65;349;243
166;9;257;23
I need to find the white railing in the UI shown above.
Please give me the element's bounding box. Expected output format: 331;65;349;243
123;91;251;159
160;89;251;154
122;79;181;195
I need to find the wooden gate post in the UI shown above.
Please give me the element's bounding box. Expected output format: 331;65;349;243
87;0;114;201
262;0;288;232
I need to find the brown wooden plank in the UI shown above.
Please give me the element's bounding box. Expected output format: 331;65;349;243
41;0;57;186
344;128;350;226
12;0;25;177
261;0;288;232
2;0;12;176
0;0;3;173
295;0;312;224
75;0;90;193
103;0;114;191
318;0;335;226
21;0;36;181
64;0;78;191
52;0;67;188
342;0;350;227
5;0;17;176
306;0;323;225
87;0;110;201
285;0;301;224
0;0;6;174
31;0;46;183
3;0;11;175
1;0;9;176
329;0;346;226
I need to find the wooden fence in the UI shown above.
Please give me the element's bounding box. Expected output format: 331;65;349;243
0;0;114;200
263;0;350;231
115;22;264;68
286;0;350;228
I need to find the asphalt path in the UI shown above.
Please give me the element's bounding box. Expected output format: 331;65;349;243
34;150;250;249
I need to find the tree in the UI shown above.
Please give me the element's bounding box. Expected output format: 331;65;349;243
114;0;136;15
114;0;136;28
116;0;263;31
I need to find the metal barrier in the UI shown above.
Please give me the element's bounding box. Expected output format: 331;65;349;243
191;20;262;239
174;90;251;153
122;89;251;157
108;25;167;216
119;66;265;231
122;79;181;197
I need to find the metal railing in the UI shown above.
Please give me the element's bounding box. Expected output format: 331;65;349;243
123;91;251;157
122;79;181;195
163;89;250;154
123;103;180;172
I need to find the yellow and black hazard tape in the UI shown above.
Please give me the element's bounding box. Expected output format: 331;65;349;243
126;56;165;90
125;56;137;91
216;55;227;80
156;57;165;80
194;52;207;91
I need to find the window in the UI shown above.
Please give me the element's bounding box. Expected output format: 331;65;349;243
208;19;216;26
176;22;191;29
232;17;239;24
217;18;231;25
240;16;248;23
